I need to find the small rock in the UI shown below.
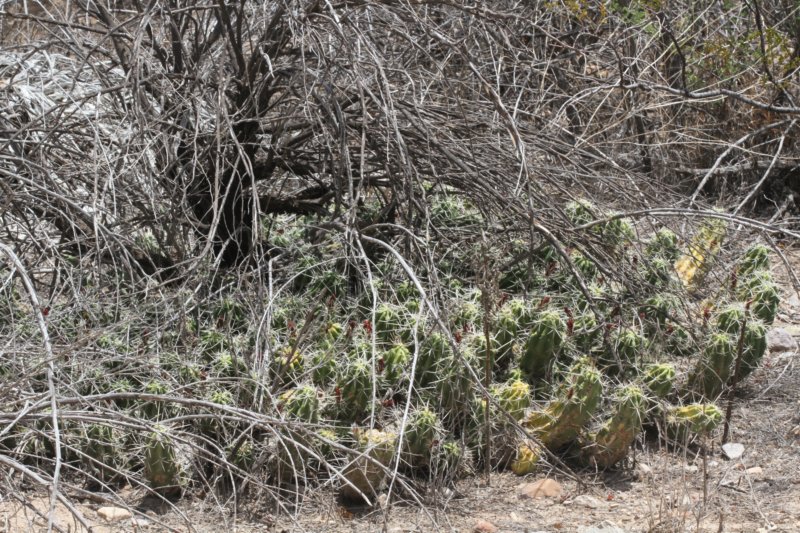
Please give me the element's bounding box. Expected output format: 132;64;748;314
767;328;798;352
684;465;699;473
509;512;521;522
518;478;563;500
746;466;764;476
97;507;132;522
579;521;627;533
572;494;604;509
787;293;800;309
722;442;745;460
473;519;499;533
636;463;653;477
131;518;150;529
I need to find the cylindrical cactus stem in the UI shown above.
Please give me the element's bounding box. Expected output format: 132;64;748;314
520;310;566;381
278;384;320;423
747;280;780;325
666;403;723;441
523;357;603;450
572;312;599;352
583;384;646;468
491;378;532;420
340;428;397;503
642;363;677;399
374;303;401;343
382;343;410;388
738;243;770;277
416;332;450;389
337;352;372;419
495;299;526;373
436;348;477;430
82;424;120;482
510;440;542;476
739;319;767;380
604;327;645;373
143;426;182;496
674;217;728;289
645;227;680;263
715;303;746;335
689;332;736;399
402;407;442;469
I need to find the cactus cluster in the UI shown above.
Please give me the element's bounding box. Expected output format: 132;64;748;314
28;213;781;504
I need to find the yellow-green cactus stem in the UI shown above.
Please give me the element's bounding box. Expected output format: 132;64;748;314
667;403;723;439
642;363;676;399
675;217;727;290
340;428;397;502
523;357;603;450
279;384;320;423
583;385;646;468
511;441;542;476
492;378;532;420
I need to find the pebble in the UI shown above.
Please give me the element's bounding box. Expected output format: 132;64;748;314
636;463;653;478
473;519;498;533
97;507;132;522
131;518;151;529
767;328;798;352
518;478;563;500
572;494;604;509
684;465;699;473
722;442;745;460
746;466;764;476
579;521;628;533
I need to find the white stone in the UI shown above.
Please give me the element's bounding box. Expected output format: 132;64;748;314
572;494;604;509
97;507;132;522
746;466;764;476
722;442;745;460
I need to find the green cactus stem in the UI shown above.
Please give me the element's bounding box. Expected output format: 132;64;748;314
520;310;566;381
642;363;676;399
143;427;182;495
583;385;646;468
738;243;770;277
402;407;442;469
689;332;736;399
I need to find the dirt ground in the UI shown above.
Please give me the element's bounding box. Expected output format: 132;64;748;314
2;265;799;533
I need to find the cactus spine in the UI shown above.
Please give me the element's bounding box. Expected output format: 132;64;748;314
492;378;532;420
382;343;410;387
279;384;320;423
